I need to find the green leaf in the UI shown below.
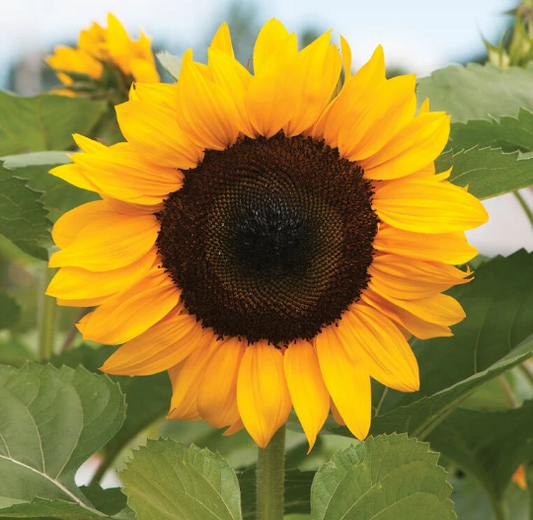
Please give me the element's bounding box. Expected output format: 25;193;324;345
436;147;533;200
0;497;113;518
120;438;242;520
0;92;107;155
50;345;171;474
0;363;126;518
417;63;533;122
311;434;455;520
80;485;133;518
0;163;52;260
448;109;533;153
156;52;182;80
0;488;134;519
238;468;314;519
0;338;35;366
450;469;528;520
0;293;20;330
428;400;533;501
331;250;533;441
2;151;98;222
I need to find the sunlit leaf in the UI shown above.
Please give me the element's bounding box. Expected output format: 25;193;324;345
311;434;455;520
0;363;126;518
0;92;107;155
0;163;51;260
448;109;533;153
156;52;182;80
417;63;533;122
2;152;98;222
50;344;171;478
120;438;242;520
437;147;533;199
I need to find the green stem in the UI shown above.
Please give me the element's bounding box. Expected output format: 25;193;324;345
498;375;518;408
90;455;114;486
489;494;508;520
256;425;286;520
514;191;533;231
38;266;58;360
520;363;533;386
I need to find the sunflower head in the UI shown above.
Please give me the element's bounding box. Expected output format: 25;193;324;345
47;13;159;99
47;19;488;449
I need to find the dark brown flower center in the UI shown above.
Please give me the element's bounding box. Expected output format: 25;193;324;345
156;133;378;345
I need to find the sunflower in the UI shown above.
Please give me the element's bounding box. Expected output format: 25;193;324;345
513;465;527;490
47;13;159;96
47;19;488;449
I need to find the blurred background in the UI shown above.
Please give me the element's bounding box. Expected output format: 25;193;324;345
1;0;531;255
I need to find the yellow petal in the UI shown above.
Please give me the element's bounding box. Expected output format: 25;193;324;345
419;98;431;114
47;247;156;300
100;308;210;375
373;225;478;264
208;48;255;137
245;33;300;137
369;253;472;301
58;297;108;308
116;100;203;169
253;18;290;73
197;337;245;428
132;83;178;111
330;399;345;426
176;59;241;150
73;134;106;153
312;45;386;144
49;212;159;271
337;303;419;392
512;465;527;490
338;74;417;161
168;335;220;421
340;35;352;78
315;326;371;441
81;266;180;345
237;343;292;448
50;162;99;193
362;289;465;340
223;419;245;436
210;22;234;57
75;312;93;333
131;58;160;83
360;112;450;179
102;196;161;215
107;13;134;75
373;177;489;233
71;143;182;205
47;46;103;82
284;32;341;136
284;340;329;451
51;200;116;249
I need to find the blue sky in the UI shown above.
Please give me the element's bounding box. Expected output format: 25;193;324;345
1;0;516;76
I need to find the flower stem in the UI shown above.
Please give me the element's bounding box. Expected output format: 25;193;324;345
489;494;508;520
38;266;58;360
514;191;533;231
256;425;286;520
